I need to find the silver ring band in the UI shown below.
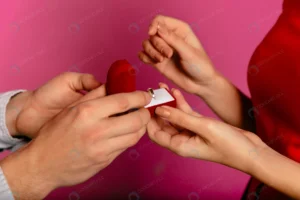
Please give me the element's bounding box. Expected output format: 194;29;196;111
147;88;155;99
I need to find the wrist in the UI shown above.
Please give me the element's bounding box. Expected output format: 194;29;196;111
246;143;273;177
195;71;224;100
6;91;32;137
0;143;56;200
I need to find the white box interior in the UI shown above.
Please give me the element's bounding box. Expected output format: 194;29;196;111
144;88;174;108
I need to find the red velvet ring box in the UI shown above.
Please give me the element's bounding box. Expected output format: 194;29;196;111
106;60;176;116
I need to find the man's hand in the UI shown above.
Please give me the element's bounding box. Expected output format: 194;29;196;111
1;90;152;200
7;72;104;138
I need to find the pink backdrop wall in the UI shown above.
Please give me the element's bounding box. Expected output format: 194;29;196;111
0;0;283;199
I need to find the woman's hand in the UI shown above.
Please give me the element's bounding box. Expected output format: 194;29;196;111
147;83;266;173
148;85;300;199
8;72;104;138
139;15;218;96
139;15;256;131
1;90;152;200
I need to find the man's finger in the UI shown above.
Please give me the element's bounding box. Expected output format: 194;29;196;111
67;73;101;91
72;84;106;106
105;108;150;138
87;91;152;118
107;126;146;152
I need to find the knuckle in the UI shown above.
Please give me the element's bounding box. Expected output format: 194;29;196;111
86;147;109;164
60;72;74;78
154;41;161;48
140;92;150;106
151;36;160;46
59;72;75;82
140;108;151;123
153;15;163;22
116;95;130;111
134;113;144;128
155;53;162;60
81;131;96;145
75;104;93;119
98;121;111;136
146;46;152;54
153;14;164;22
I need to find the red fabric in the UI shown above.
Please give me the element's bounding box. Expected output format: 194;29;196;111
246;0;300;199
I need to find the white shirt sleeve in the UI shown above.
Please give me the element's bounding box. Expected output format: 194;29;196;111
0;90;29;200
0;167;15;200
0;90;28;150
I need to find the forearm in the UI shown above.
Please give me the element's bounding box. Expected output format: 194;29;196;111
250;147;300;199
197;72;255;132
0;143;54;200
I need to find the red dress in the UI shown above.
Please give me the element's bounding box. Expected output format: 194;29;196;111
246;0;300;199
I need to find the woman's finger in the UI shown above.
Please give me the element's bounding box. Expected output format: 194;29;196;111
171;88;202;117
147;118;174;149
150;35;173;58
138;51;156;65
155;106;212;140
148;15;191;36
142;40;164;62
159;82;170;91
157;23;196;61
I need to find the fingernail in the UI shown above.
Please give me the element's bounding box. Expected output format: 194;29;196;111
172;88;180;96
155;106;171;117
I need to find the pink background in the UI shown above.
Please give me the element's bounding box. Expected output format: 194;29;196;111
0;0;283;199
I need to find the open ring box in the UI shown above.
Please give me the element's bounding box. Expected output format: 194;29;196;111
106;60;176;116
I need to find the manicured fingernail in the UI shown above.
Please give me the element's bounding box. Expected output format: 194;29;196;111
155;106;170;117
172;88;180;96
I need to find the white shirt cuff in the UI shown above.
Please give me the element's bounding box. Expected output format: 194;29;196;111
0;90;27;150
